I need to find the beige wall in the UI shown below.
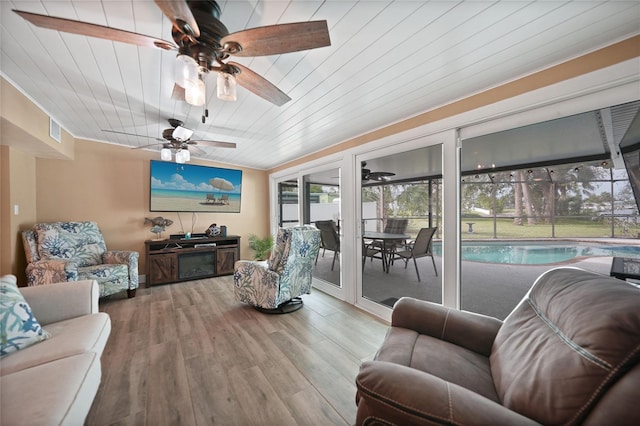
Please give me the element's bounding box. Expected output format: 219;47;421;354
34;138;269;279
0;145;38;282
1;78;75;160
1;80;269;283
0;146;9;274
9;148;38;281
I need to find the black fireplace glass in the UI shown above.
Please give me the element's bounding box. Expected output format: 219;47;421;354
178;252;216;280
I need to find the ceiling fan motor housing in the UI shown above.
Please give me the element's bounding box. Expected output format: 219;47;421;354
168;118;183;128
174;1;230;70
162;128;175;141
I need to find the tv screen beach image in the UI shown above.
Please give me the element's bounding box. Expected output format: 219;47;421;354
150;160;242;213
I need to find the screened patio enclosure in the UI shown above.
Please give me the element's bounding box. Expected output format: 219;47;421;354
355;100;639;317
281;100;640;319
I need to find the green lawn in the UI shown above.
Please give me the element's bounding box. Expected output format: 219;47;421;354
406;217;639;239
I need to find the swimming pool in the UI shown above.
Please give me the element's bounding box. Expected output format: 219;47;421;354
431;241;640;265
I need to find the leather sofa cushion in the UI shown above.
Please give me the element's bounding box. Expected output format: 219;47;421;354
376;327;499;402
490;267;640;424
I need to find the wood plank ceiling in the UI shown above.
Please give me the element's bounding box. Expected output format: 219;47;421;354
1;1;639;170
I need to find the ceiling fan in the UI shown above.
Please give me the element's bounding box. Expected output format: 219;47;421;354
362;162;396;182
103;118;236;162
13;1;331;111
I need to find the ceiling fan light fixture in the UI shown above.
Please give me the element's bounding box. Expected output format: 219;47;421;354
175;54;198;89
160;148;172;161
185;77;206;106
175;150;187;164
217;71;237;101
172;125;194;141
181;149;191;162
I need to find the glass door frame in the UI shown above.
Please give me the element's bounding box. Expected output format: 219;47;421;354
270;156;348;301
276;179;300;228
353;131;459;320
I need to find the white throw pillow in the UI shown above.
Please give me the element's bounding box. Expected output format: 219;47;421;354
0;275;50;356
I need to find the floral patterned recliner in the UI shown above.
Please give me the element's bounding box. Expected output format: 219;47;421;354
234;226;321;313
22;221;139;298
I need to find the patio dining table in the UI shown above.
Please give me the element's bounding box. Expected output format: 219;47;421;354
363;231;411;273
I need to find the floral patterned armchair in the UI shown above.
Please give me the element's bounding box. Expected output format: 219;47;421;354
22;221;138;298
234;226;321;313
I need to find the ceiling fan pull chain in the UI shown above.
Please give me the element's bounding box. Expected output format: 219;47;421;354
202;94;207;123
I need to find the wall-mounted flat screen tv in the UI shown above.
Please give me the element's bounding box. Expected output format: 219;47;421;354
150;160;242;213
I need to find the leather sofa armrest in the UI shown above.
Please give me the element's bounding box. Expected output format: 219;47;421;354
20;280;100;325
356;361;540;426
392;297;502;356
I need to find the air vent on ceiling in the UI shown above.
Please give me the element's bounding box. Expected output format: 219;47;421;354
49;117;61;143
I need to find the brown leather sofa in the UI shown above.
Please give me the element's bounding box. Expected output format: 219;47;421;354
355;267;640;425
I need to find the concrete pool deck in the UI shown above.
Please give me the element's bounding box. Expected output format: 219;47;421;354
313;237;638;320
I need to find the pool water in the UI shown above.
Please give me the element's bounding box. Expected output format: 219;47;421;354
432;242;640;265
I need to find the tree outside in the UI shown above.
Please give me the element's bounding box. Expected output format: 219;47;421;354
362;161;639;240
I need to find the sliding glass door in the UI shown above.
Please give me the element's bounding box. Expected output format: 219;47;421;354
458;101;640;320
358;144;444;310
304;168;342;289
277;179;299;228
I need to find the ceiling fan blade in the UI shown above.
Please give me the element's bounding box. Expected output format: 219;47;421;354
369;172;396;181
13;10;176;50
190;140;237;149
103;129;164;142
153;0;200;38
187;145;206;155
228;61;291;106
221;21;330;57
131;142;163;150
371;172;396;178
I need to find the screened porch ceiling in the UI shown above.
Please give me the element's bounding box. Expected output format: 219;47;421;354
307;100;640;186
2;1;639;170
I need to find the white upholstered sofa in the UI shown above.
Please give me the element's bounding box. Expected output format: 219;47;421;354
0;275;111;425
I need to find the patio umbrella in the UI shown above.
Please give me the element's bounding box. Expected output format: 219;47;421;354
209;177;234;191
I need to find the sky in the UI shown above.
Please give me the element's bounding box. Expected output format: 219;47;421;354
150;160;242;194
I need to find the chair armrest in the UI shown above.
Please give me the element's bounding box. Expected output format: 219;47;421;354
103;250;138;264
20;280;100;325
356;361;540;426
234;260;278;283
25;259;78;284
392;297;502;356
103;250;139;289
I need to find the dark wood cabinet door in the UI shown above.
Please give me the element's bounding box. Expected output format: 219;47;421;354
216;247;238;275
149;253;176;285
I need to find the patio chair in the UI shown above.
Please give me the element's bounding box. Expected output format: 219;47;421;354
315;220;340;271
365;218;408;262
393;227;438;281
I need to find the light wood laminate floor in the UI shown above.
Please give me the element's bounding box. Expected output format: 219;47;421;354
86;276;389;425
